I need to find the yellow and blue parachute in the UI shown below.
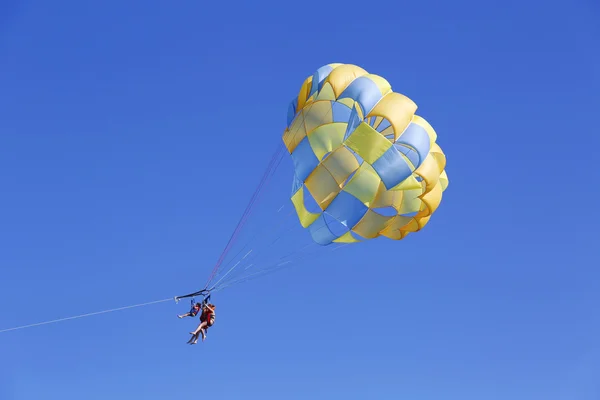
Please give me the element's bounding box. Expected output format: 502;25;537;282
197;63;451;294
282;63;449;245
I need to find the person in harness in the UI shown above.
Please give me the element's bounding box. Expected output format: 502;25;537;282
187;302;216;344
178;299;202;319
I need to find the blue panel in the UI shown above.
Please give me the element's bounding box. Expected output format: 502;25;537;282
376;118;392;133
323;191;368;230
323;213;349;238
290;136;320;182
394;144;420;167
303;185;322;214
332;101;352;123
371;145;413;189
291;174;302;195
394;144;410;156
311;65;335;96
338;76;383;115
372;206;397;217
287;98;298;127
395;123;431;168
308;214;337;245
343;107;362;140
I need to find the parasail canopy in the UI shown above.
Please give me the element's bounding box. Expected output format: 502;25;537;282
283;63;449;246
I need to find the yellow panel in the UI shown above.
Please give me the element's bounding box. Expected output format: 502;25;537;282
316;83;335;101
398;189;423;215
304;100;333;134
380;229;400;240
380;215;413;239
363;74;392;96
321;145;360;186
337;98;355;109
429;142;447;172
412;115;437;146
390;174;422;191
419;197;428;212
372;182;403;210
416;180;443;218
333;231;360;243
344;122;392;164
399;218;420;233
343;163;381;206
307;123;347;160
325;64;368;97
282;112;306;153
282;128;292;153
296;76;313;112
290;188;320;228
352;209;393;238
305;164;340;210
367;92;417;141
414;154;440;190
439;170;449;191
413;215;431;231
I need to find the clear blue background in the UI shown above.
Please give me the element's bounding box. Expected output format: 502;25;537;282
1;0;599;399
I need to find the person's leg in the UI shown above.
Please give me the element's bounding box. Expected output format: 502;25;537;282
191;321;207;335
190;332;200;344
202;320;213;341
178;312;191;319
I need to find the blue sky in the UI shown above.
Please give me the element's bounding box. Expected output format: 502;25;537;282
1;0;599;399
